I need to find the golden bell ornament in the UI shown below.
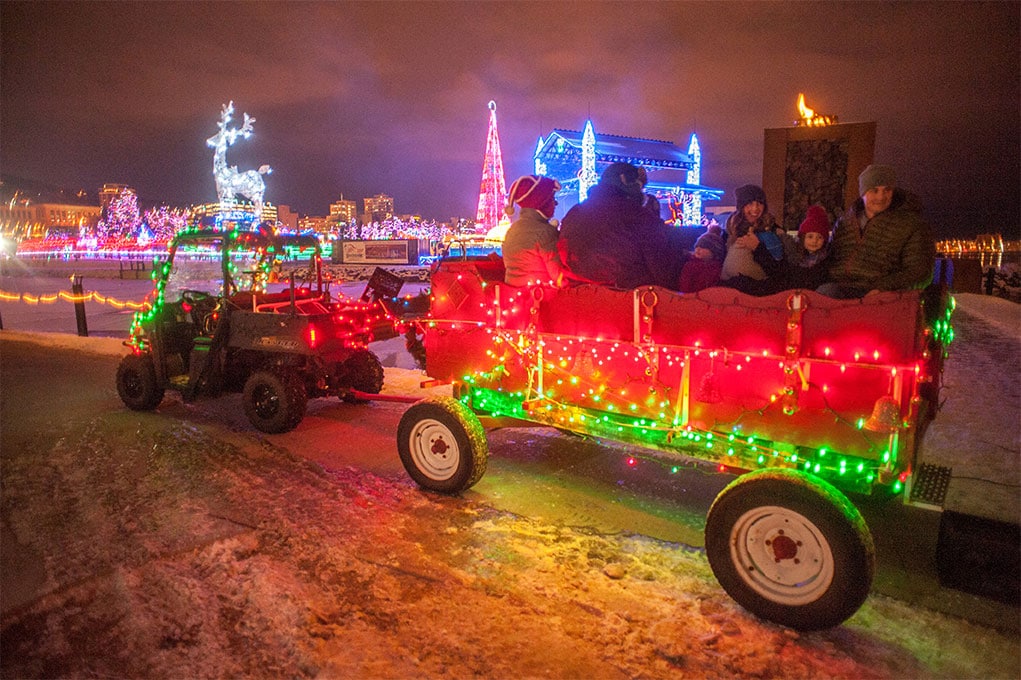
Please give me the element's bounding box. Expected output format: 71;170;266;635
864;395;901;433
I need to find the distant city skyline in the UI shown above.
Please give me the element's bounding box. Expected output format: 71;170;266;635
2;2;1018;239
0;173;414;222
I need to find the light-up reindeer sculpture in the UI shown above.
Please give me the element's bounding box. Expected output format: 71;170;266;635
207;101;272;219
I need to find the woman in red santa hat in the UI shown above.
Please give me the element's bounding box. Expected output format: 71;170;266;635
501;175;569;288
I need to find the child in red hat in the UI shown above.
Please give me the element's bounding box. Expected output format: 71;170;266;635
789;204;832;289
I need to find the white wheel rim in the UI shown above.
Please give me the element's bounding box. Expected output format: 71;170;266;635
729;505;835;605
408;418;461;481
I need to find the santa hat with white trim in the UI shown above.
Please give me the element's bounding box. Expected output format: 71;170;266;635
504;175;561;219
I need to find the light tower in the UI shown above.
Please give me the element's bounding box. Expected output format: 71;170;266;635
475;100;508;231
579;120;598;202
684;133;702;227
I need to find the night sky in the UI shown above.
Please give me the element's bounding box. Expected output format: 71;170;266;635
2;1;1018;238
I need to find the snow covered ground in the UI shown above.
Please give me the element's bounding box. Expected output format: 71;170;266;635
919;294;1020;524
1;270;1019;678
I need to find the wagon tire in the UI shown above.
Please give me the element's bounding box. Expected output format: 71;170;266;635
704;468;875;631
242;369;307;433
338;349;384;403
397;397;488;494
116;353;164;411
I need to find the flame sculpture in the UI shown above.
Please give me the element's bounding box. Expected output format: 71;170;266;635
795;93;838;127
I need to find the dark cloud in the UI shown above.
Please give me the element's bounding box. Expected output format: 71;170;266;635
1;1;1017;238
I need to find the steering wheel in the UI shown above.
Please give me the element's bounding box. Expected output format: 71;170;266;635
180;290;219;335
180;289;211;305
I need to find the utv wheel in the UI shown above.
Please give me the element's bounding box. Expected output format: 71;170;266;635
242;369;308;433
704;468;875;631
116;353;164;411
397;397;488;494
339;349;384;402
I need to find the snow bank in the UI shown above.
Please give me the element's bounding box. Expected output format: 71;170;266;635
0;330;129;357
952;292;1020;337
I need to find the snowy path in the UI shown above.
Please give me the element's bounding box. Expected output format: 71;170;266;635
919;294;1021;524
1;337;1018;678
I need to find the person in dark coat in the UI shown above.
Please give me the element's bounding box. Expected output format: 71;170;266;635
819;164;935;298
557;162;676;289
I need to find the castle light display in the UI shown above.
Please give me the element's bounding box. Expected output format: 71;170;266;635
533;121;723;226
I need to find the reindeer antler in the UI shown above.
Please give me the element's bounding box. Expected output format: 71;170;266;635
240;112;255;137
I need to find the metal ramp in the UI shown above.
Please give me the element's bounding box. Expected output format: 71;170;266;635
907;462;953;510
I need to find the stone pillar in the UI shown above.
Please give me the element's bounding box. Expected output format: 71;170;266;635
762;122;876;231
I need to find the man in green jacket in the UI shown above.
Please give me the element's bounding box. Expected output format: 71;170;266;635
819;164;935;298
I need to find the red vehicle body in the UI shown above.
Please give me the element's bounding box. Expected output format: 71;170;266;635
397;255;953;630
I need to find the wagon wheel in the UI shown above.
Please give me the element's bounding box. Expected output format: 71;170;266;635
704;468;875;631
397;397;488;494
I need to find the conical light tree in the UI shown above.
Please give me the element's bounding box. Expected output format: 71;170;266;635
475;100;508;232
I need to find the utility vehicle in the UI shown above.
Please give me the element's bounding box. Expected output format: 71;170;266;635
116;228;391;433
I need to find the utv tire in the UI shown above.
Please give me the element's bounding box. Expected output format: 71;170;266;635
339;349;384;402
243;369;307;434
116;353;165;411
704;468;875;631
397;397;488;494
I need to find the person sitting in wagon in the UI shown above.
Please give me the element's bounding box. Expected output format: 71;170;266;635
785;204;832;291
818;164;935;298
557;162;676;290
502;174;569;288
719;184;795;295
678;226;726;293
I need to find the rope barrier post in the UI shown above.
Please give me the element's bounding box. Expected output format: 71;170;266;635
71;274;89;337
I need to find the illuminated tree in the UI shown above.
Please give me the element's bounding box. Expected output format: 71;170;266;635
96;189;141;240
144;205;188;241
475;100;507;231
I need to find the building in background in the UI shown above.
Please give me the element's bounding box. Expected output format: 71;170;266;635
533;120;723;226
275;204;299;231
363;194;394;223
0;178;101;239
329;197;358;226
0;201;101;239
298;215;329;233
99;183;132;212
189;201;278;226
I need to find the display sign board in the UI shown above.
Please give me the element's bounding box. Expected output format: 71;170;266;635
334;239;419;265
361;267;405;301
